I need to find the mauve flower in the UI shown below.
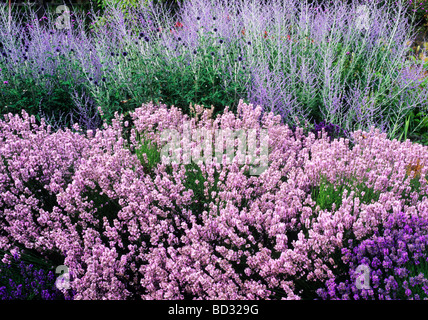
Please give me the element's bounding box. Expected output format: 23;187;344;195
1;97;427;300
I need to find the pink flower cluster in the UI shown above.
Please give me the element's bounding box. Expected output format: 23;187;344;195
1;100;428;299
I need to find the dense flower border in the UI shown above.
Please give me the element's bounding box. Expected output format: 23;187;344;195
1;100;427;299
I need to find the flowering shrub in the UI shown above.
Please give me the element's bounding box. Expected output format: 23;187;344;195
317;211;428;300
0;251;70;300
1;0;428;146
1;100;428;299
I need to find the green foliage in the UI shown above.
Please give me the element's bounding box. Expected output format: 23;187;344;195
92;80;138;125
0;46;95;128
177;30;256;115
310;171;382;213
0;71;78;127
394;42;428;146
182;162;221;219
135;133;161;174
406;108;428;146
82;182;122;227
95;0;147;16
90;0;144;33
151;52;249;117
0;74;42;118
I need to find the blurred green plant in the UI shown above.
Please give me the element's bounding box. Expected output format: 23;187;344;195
135;132;161;174
0;53;90;128
95;0;147;16
396;107;428;145
310;170;382;214
90;0;147;32
151;45;251;117
392;41;428;146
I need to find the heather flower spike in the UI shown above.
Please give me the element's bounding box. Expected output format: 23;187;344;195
1;101;427;299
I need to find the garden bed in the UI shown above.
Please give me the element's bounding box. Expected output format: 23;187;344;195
1;0;428;300
1;100;428;300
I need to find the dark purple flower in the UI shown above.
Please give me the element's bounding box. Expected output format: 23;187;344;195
317;212;428;300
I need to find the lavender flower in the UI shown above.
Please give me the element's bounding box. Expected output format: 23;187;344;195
317;212;428;300
0;253;70;300
0;100;427;299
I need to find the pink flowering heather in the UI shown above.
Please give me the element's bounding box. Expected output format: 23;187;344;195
1;100;428;299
